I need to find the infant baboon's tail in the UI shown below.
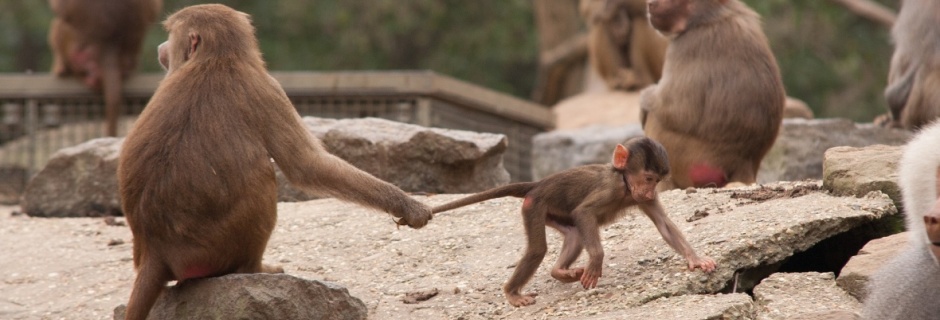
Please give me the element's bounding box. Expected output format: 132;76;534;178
432;182;537;214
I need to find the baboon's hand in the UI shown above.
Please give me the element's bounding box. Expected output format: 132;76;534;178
688;255;717;273
393;198;432;229
639;84;657;112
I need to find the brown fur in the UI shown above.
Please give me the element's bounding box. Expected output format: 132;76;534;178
433;137;716;307
581;0;668;90
641;0;785;189
48;0;162;136
117;5;432;320
883;0;940;130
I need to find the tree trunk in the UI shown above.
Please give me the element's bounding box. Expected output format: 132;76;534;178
531;0;588;106
828;0;896;28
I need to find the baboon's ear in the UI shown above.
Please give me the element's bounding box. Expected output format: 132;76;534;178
188;32;200;59
612;144;629;170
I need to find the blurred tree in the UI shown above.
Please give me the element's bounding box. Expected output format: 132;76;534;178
750;0;896;121
1;0;537;99
0;0;53;73
0;0;898;121
149;0;538;98
531;0;586;105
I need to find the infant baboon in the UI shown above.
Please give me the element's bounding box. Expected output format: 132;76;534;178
433;137;716;307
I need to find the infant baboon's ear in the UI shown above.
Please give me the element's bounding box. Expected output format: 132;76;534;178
612;144;629;171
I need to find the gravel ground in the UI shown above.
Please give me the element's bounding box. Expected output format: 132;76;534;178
0;196;700;320
0;184;886;319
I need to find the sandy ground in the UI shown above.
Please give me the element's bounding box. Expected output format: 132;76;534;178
0;195;714;320
0;182;883;320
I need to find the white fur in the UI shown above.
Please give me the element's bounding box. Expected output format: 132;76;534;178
862;120;940;319
899;119;940;247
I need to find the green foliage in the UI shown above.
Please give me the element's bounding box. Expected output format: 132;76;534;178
744;0;896;120
146;0;537;99
0;0;54;74
0;0;898;121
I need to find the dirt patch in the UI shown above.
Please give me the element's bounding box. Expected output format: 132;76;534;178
402;288;440;304
686;209;710;222
729;184;822;203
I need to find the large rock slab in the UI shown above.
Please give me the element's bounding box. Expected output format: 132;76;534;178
277;181;896;318
572;293;758;320
753;272;861;320
576;294;756;320
531;124;643;180
623;182;896;299
822;145;904;207
268;182;895;318
0;182;897;319
786;310;860;320
758;119;911;183
837;232;908;301
112;273;366;320
21;137;122;217
279;117;510;202
552;91;642;130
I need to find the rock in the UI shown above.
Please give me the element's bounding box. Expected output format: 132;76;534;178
534;119;910;184
21;138;122;217
590;293;756;320
112;273;366;320
0;118;137;206
753;272;861;320
785;310;860;320
837;232;908;301
425;181;896;311
822;145;904;207
278;117;511;202
19;118;510;215
531;124;644;180
758;119;911;184
645;182;896;298
0;166;27;205
0;180;901;319
552;91;642;130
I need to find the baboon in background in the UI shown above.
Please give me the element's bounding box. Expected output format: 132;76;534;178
433;137;716;307
580;0;668;91
118;5;432;320
48;0;162;136
862;120;940;319
784;97;814;120
580;0;811;121
882;0;940;130
641;0;785;189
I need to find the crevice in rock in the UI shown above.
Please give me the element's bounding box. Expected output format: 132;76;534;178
718;215;901;296
719;261;784;295
778;216;900;277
